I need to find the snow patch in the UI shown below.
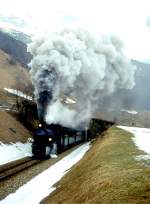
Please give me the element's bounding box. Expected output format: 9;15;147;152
0;142;91;204
4;88;32;101
0;142;32;165
120;109;138;114
118;126;150;165
136;155;150;161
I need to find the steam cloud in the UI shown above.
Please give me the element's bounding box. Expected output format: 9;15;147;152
28;29;136;128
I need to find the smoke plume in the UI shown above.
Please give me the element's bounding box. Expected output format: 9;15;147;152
28;29;136;128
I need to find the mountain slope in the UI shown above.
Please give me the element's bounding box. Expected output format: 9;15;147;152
0;29;32;68
0;49;31;89
0;27;31;44
0;110;31;143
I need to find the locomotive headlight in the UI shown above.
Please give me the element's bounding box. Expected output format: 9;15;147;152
49;138;52;142
28;137;34;143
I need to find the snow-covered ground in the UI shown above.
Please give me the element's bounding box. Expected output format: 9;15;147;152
0;142;91;204
0;142;32;165
120;109;138;114
118;126;150;164
4;88;32;101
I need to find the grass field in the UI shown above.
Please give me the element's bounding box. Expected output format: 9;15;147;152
42;126;150;204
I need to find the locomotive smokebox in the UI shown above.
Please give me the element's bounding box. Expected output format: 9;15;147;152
37;90;53;122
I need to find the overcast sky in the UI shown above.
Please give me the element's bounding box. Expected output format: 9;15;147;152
0;0;150;60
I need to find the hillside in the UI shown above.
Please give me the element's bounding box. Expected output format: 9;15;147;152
0;49;31;89
0;27;31;44
0;110;31;143
0;29;32;68
42;126;150;204
0;31;34;144
0;49;32;144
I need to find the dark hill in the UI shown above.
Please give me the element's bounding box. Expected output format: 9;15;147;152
0;30;32;68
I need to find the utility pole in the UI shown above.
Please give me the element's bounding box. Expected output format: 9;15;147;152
85;127;88;141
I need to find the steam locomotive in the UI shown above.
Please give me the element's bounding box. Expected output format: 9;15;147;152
31;118;114;159
32;123;87;159
31;90;114;159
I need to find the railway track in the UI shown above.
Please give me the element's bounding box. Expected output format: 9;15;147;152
0;157;40;181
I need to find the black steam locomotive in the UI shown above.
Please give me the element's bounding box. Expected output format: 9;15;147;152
31;90;88;159
31;118;114;159
31;90;114;159
32;123;87;159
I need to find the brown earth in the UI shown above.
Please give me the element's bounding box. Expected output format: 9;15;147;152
0;91;35;140
0;49;32;144
0;110;32;143
0;49;31;89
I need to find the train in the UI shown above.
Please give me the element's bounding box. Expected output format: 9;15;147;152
13;89;114;159
31;119;114;159
32;123;88;159
12;89;114;159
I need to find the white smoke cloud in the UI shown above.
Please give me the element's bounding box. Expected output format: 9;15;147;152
46;100;76;127
28;29;136;128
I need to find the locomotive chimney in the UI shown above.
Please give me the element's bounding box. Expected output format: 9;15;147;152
37;90;53;123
